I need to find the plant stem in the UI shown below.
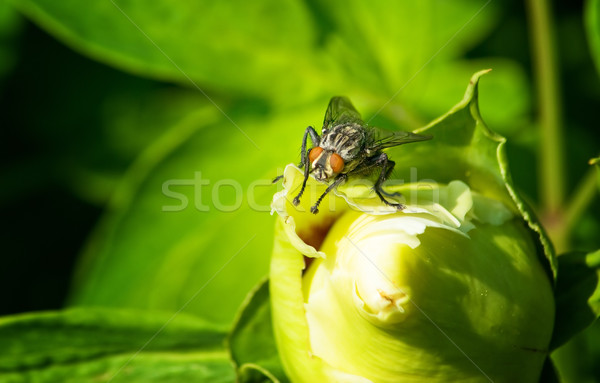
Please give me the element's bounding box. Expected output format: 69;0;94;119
563;168;598;239
526;0;566;248
526;0;564;213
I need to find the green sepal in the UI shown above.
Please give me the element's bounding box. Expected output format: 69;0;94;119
228;278;288;383
382;69;557;281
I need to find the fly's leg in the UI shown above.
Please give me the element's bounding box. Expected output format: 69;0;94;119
348;154;404;207
373;153;405;210
273;126;319;186
297;126;320;169
380;189;403;198
293;126;320;205
310;173;347;214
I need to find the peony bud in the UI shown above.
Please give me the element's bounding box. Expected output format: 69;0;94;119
270;165;554;383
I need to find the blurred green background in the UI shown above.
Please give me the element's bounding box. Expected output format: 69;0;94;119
0;0;599;381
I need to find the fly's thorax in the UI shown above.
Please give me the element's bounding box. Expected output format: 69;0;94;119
320;123;366;161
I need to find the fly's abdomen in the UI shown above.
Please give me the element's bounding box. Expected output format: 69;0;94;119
320;123;365;161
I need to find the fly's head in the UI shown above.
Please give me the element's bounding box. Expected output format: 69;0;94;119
308;146;344;181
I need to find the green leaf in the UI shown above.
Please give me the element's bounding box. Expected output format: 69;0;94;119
550;250;600;350
65;88;210;205
10;0;531;128
586;0;600;76
0;307;235;382
308;0;496;82
377;70;557;281
68;103;325;326
228;278;288;383
9;0;326;101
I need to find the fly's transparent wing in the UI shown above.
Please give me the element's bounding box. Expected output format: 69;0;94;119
368;127;432;152
322;97;364;131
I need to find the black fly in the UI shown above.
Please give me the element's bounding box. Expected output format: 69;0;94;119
275;97;432;214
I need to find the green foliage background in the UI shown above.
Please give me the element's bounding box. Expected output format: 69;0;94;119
0;0;599;381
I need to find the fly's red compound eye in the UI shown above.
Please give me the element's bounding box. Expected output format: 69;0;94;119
330;153;345;173
309;147;323;163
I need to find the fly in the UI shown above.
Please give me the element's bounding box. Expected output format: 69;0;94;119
274;96;432;214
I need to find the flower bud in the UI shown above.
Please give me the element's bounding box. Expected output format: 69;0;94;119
270;165;554;383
